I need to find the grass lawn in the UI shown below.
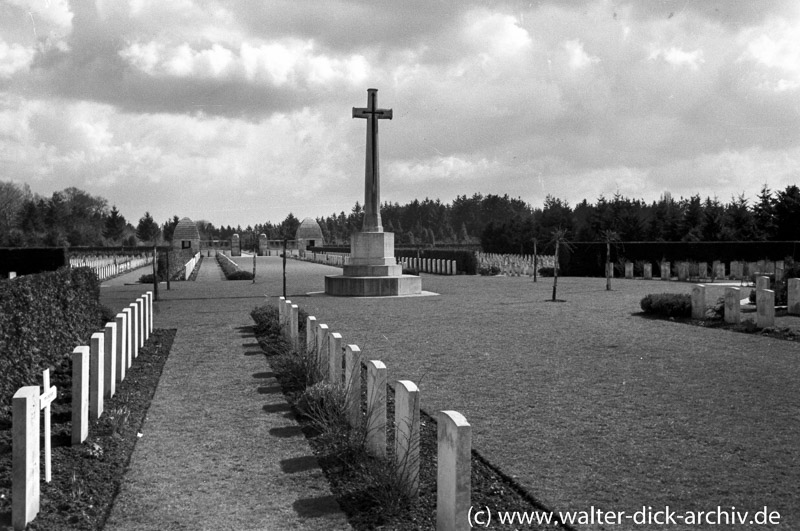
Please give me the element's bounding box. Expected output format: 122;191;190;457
251;257;798;530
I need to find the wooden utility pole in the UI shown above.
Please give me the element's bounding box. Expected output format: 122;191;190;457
152;246;159;301
282;238;287;298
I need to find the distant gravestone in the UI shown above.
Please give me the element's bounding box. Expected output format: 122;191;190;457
714;262;725;279
756;289;775;328
624;262;633;279
756;276;770;292
698;262;707;279
643;263;652;280
661;262;670;280
691;285;706;319
724;287;741;324
677;262;688;281
788;279;800;315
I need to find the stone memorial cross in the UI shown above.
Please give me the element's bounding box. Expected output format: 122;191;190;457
353;88;392;233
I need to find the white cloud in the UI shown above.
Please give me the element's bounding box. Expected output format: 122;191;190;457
119;38;369;87
563;39;599;70
463;10;532;58
0;40;35;77
8;0;73;32
649;46;704;70
741;18;800;91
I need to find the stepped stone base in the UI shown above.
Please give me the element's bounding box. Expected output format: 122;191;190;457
324;274;422;297
343;264;403;277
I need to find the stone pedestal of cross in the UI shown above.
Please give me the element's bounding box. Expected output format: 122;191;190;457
324;88;422;297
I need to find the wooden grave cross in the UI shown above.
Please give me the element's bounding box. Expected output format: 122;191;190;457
40;369;57;483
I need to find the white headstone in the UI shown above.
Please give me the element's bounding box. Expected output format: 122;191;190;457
316;324;329;381
328;332;343;385
395;380;420;498
72;346;89;445
366;360;387;458
115;313;128;382
756;289;775;328
437;410;471;531
345;345;362;428
691;284;706;319
104;322;117;398
290;304;299;351
643;263;652;280
724;287;741;324
788;278;800;315
89;332;105;419
12;386;39;530
306;316;317;355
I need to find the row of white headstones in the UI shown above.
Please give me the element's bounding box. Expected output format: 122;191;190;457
616;260;787;281
277;296;470;531
692;277;800;326
11;291;154;531
67;254;154;281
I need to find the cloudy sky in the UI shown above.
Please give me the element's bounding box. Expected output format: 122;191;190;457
1;1;798;228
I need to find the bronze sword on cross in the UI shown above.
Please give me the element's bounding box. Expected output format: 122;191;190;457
353;88;392;233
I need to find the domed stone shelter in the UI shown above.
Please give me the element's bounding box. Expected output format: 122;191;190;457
296;217;324;249
172;217;200;251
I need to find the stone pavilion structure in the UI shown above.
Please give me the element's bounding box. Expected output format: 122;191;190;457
296;217;324;249
172;217;200;252
324;89;422;297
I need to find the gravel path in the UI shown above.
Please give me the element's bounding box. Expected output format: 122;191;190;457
101;257;350;531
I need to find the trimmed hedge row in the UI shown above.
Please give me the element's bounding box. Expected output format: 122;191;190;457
0;247;68;277
0;267;103;410
216;253;254;280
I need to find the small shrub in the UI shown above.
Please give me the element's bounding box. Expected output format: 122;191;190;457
708;297;725;320
100;304;117;325
538;267;555;277
227;270;254;280
640;293;692;318
478;265;501;276
139;273;155;284
402;267;419;275
296;381;349;432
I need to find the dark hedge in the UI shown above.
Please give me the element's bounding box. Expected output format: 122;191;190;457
0;267;103;409
560;241;800;277
0;247;68;277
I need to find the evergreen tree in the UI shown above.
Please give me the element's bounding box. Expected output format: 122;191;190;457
774;185;800;241
104;205;128;241
753;184;776;240
136;212;161;244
